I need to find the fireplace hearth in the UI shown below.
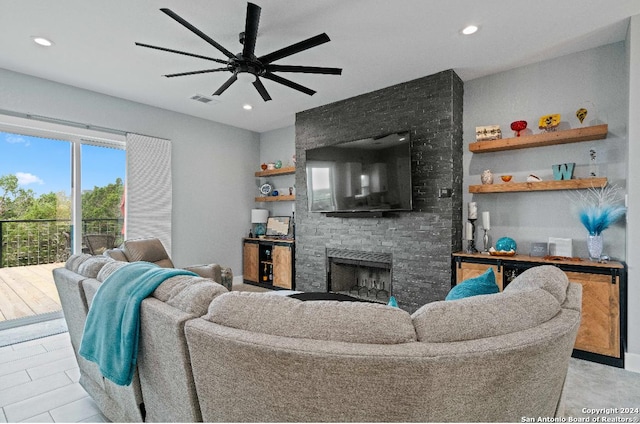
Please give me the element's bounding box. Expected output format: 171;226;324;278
326;249;392;304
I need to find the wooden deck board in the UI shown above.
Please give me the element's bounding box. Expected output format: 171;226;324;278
0;263;63;322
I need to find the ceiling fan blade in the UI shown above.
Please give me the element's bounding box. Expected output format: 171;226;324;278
262;72;316;96
253;77;272;101
259;33;330;64
165;68;230;78
266;64;342;75
160;8;235;59
242;3;261;58
135;43;228;65
213;74;238;96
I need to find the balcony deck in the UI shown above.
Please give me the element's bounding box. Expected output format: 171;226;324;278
0;263;63;322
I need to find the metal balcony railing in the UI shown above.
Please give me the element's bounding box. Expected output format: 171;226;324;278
0;218;123;268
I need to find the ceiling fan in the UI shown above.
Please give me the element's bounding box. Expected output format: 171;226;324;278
135;3;342;101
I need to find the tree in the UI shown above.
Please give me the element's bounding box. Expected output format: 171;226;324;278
82;177;124;219
0;174;37;219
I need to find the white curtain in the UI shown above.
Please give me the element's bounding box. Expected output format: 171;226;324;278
125;133;173;255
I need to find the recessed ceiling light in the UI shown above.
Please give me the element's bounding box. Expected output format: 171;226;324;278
32;36;54;47
461;25;479;35
243;104;253;110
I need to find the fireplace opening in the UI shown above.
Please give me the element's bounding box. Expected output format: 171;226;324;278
326;249;392;304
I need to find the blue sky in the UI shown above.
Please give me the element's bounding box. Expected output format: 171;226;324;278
0;131;125;196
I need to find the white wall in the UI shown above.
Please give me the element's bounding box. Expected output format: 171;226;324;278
258;125;296;218
0;68;259;274
625;15;640;372
464;42;628;260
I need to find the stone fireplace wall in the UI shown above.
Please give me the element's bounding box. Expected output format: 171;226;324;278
294;70;464;312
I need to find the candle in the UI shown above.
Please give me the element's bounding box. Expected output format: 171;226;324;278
466;221;474;240
468;202;477;219
482;211;490;230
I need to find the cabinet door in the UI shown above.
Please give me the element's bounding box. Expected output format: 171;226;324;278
567;271;620;358
272;245;293;289
455;262;504;291
243;242;259;283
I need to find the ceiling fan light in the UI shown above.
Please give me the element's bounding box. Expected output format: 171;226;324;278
243;104;253;110
237;72;257;83
32;36;53;47
461;25;479;35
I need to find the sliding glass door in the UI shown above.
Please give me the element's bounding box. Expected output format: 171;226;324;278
0;121;125;325
80;143;126;254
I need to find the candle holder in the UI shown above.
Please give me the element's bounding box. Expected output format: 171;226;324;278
466;219;478;253
483;229;490;253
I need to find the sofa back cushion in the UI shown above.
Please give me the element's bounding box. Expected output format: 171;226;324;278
97;261;129;282
205;292;417;344
504;265;569;304
153;275;227;316
122;238;174;268
77;256;114;279
65;254;93;273
104;248;128;262
412;288;561;343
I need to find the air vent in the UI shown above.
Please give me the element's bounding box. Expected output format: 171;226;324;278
190;94;219;105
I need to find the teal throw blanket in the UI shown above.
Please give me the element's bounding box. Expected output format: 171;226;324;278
79;262;196;386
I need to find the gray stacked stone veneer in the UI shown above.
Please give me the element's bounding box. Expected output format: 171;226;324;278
294;69;464;313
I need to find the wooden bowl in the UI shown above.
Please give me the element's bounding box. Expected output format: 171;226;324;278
501;175;513;182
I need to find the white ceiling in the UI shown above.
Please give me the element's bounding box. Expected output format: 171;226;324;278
1;1;639;133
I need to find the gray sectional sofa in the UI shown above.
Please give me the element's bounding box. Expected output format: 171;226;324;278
54;252;581;423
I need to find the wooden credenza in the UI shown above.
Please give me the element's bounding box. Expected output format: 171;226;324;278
243;238;295;290
452;252;626;368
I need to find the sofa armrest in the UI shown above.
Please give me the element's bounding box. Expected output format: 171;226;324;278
183;264;222;282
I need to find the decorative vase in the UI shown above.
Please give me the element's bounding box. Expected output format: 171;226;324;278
510;120;527;137
587;234;603;261
481;169;494;185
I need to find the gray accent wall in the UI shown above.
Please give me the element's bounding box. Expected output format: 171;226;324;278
294;70;464;312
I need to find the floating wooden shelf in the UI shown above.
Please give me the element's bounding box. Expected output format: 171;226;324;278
469;177;607;193
255;166;295;177
255;195;296;202
469;124;608;153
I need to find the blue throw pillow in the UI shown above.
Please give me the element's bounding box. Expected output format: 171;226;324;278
445;268;499;301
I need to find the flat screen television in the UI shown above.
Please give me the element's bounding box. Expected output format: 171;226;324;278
305;131;412;214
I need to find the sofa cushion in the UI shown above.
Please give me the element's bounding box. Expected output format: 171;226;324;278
123;238;174;267
162;276;228;316
103;248;128;262
65;254;93;273
412;288;561;343
504;265;569;304
205;291;417;344
97;261;129;282
77;256;114;279
445;268;498;301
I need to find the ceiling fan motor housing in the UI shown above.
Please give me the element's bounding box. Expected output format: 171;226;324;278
136;3;341;101
231;54;264;77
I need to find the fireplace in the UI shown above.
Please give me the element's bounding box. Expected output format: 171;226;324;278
326;248;392;304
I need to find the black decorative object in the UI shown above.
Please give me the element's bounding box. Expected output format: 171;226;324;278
135;3;342;101
466;219;478;254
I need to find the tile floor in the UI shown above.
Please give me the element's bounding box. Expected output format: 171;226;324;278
2;329;639;423
0;333;107;423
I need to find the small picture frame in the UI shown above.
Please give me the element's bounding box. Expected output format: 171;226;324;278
548;237;572;257
266;216;291;237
